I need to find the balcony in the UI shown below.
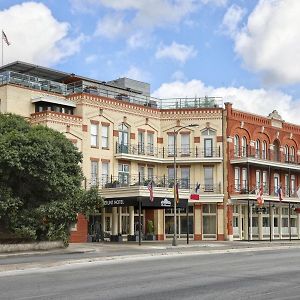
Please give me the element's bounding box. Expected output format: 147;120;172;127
88;175;223;201
115;143;223;163
230;148;300;171
230;183;300;202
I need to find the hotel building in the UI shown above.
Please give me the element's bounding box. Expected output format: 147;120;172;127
0;61;226;243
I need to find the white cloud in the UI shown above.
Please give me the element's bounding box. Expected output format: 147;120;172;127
171;70;187;81
122;65;149;81
201;0;228;6
152;79;300;124
95;14;128;39
0;2;84;66
231;0;300;85
85;54;98;64
221;4;246;37
155;42;197;63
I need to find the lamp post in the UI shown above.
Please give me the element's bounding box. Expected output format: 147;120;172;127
172;124;198;246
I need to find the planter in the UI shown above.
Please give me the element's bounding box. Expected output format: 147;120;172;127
110;235;123;242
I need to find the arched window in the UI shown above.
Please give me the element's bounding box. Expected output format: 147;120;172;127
262;141;267;160
290;146;295;162
234;135;239;157
118;123;129;153
255;139;260;158
241;137;247;157
284;145;289;162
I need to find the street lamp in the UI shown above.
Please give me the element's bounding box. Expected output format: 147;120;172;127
172;123;198;246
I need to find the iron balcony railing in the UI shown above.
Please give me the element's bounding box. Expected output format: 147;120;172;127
116;143;222;159
87;175;222;193
231;182;298;198
231;146;300;165
0;70;223;110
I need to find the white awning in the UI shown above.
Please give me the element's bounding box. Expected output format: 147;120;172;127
31;96;76;107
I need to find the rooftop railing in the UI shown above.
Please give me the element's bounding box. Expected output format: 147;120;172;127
0;70;223;110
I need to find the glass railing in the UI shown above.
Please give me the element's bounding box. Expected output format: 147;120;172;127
0;70;223;110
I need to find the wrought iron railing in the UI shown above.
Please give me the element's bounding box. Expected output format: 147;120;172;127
116;143;222;159
87;175;222;193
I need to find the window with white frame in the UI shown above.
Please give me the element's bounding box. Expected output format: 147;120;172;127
284;145;289;162
234;167;240;191
138;131;145;154
91;160;99;186
91;123;98;147
255;170;261;189
284;174;289;196
101;125;109;148
241;137;247;157
255;140;260;158
147;132;154;155
262;141;267;159
147;167;154;180
168;134;175;156
291;175;295;195
262;171;268;193
274;174;280;195
290;147;295;162
234;135;239;157
204;167;214;191
204;138;213;157
118;123;129;153
202;204;216;238
242;168;247;190
118;163;129;185
180;167;190;189
181;134;190;155
138;165;145;182
168;167;175;187
102;162;109;185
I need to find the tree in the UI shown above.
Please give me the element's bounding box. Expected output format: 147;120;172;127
0;114;103;244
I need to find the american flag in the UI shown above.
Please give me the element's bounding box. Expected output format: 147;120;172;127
147;180;154;202
256;186;264;206
2;30;10;46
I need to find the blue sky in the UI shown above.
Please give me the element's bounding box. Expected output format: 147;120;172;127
1;0;300;123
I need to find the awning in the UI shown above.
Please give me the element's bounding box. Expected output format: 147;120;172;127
31;96;76;107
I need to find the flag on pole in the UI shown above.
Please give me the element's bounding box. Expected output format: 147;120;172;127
190;183;200;200
2;30;10;46
195;182;200;193
277;186;283;201
147;180;154;202
175;182;179;204
256;186;264;206
296;187;300;199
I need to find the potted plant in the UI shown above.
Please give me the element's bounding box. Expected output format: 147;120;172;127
145;220;156;241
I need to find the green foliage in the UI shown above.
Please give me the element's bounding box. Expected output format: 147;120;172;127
0;113;103;243
147;220;154;234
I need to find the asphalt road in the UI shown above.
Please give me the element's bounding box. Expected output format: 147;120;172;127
1;248;300;300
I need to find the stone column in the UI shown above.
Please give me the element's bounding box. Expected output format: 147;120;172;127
227;205;233;241
217;203;224;241
270;206;274;240
258;212;263;240
129;206;135;236
249;206;253;241
279;205;282;239
112;207;118;236
155;209;165;240
238;204;243;240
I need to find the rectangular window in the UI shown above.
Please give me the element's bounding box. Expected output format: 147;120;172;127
241;168;247;190
102;162;109;185
204;138;213;157
204;167;214;191
263;171;268;193
181;134;190;156
168;167;175;187
138;165;145;183
91;124;98;147
234;167;240;191
291;175;295;196
138;131;145;154
255;170;261;189
168;135;175;156
91;161;99;186
148;167;154;180
180;167;190;189
147;133;154;155
284;174;289;196
118;164;129;186
101;126;109;148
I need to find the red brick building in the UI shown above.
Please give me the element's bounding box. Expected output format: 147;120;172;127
225;103;300;240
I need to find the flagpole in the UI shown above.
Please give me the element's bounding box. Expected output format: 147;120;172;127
1;30;3;66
